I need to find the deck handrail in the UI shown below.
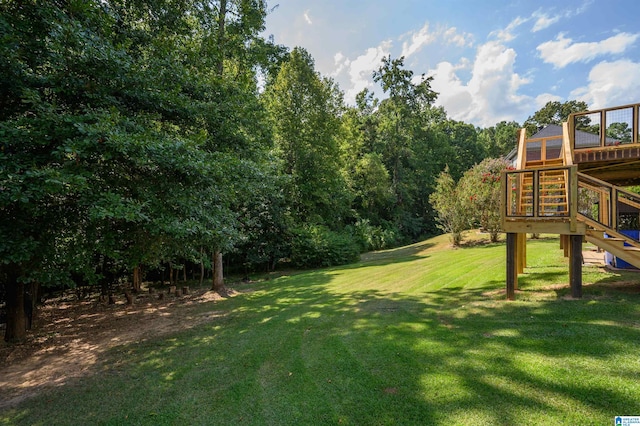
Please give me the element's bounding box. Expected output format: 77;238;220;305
569;102;640;151
503;166;576;231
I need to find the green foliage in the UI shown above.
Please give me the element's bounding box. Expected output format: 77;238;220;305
0;0;278;341
478;121;521;158
263;47;351;227
289;225;360;268
433;119;485;181
458;158;511;242
351;219;400;251
524;100;588;136
429;167;470;245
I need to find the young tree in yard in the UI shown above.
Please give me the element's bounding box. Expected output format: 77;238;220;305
458;158;511;242
429;167;470;246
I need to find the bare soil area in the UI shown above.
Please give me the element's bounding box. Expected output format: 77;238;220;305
0;286;234;410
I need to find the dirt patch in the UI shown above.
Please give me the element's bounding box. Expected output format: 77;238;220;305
0;286;236;410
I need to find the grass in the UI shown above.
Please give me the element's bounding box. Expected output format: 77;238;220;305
3;232;640;425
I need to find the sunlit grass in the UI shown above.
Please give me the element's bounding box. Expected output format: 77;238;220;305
2;233;640;425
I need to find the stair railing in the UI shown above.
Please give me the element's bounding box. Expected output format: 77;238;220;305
502;166;577;231
577;172;640;244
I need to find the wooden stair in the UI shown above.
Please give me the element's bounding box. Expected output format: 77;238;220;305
579;215;640;269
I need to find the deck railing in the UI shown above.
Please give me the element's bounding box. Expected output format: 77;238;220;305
502;166;577;228
569;103;640;151
577;172;640;243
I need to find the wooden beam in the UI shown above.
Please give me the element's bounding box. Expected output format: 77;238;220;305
562;122;573;166
569;234;583;298
506;233;517;300
570;166;578;233
502;220;586;235
516;129;527;170
517;233;526;275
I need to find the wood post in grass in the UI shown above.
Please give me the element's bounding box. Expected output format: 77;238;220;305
569;234;583;298
506;232;517;300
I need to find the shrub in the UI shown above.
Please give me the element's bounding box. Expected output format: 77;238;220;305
352;219;400;252
290;225;360;268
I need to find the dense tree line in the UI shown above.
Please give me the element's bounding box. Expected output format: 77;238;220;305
1;1;574;342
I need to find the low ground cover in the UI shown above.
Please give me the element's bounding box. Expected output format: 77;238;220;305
1;233;640;425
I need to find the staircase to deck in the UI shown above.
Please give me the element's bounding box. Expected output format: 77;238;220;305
580;220;640;269
576;172;640;268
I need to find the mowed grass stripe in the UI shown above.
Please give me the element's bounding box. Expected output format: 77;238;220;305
3;233;640;425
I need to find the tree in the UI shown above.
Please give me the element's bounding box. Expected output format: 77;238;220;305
524;100;588;135
434;119;485;181
0;0;274;341
429;167;471;246
263;47;350;227
458;158;511;242
372;56;439;238
479;121;521;158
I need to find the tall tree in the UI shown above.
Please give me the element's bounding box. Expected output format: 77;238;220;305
524;100;588;135
0;0;274;341
479;121;521;158
263;47;350;226
372;56;438;237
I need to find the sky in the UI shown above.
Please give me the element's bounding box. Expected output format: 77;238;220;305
263;0;640;128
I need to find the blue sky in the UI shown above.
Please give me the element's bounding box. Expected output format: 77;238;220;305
263;0;640;127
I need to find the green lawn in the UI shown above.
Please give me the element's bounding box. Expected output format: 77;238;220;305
3;233;640;425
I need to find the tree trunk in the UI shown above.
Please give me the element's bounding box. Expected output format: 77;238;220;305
132;265;142;292
4;264;26;342
212;250;225;293
200;247;205;286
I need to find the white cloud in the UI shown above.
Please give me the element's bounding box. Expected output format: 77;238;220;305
337;41;392;102
331;52;350;77
532;11;560;32
490;16;528;42
430;41;532;127
570;59;640;109
537;32;640;68
534;93;563;109
442;27;474;47
303;10;312;25
399;23;473;59
400;22;436;59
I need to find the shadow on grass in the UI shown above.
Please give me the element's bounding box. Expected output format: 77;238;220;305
359;241;434;265
6;265;640;425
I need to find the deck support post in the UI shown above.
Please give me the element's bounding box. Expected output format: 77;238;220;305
517;233;526;274
569;234;583;298
506;233;518;300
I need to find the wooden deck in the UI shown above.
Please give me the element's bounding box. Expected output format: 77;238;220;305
501;102;640;299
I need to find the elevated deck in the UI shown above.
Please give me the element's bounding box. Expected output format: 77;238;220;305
571;103;640;186
501;102;640;299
